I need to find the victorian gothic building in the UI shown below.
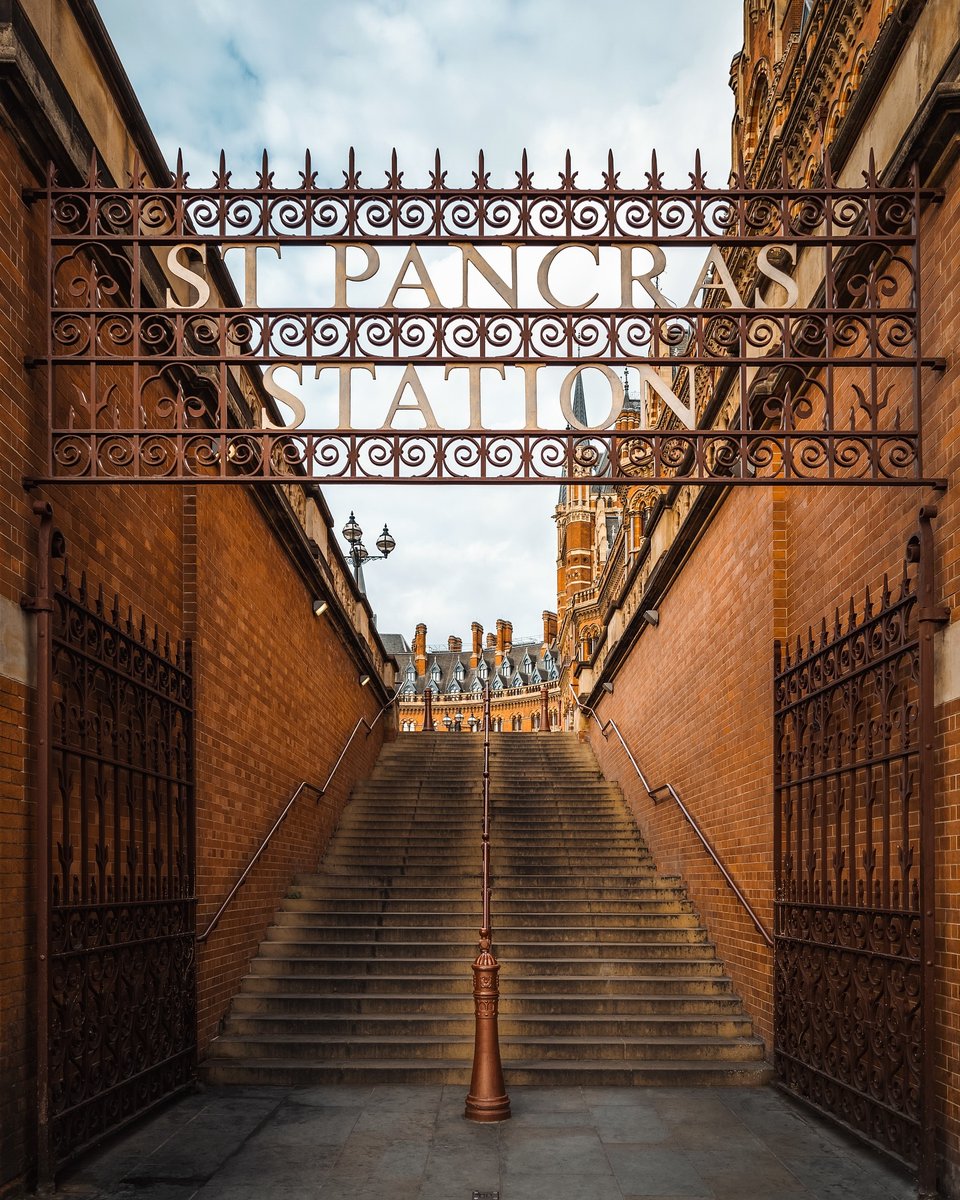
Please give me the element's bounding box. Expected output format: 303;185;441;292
394;616;560;732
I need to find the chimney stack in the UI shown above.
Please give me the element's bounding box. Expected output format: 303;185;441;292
542;610;558;646
413;623;427;677
471;622;483;668
486;632;496;649
448;635;463;653
495;618;513;666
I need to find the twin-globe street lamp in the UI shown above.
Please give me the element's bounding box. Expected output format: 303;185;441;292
341;510;396;586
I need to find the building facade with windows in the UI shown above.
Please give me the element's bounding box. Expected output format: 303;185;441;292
395;616;561;732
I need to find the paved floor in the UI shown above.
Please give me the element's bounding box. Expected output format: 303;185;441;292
59;1084;915;1200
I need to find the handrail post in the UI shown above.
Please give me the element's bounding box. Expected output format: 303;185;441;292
465;683;510;1122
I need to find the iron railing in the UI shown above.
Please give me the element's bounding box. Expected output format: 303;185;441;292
197;684;401;943
570;684;773;948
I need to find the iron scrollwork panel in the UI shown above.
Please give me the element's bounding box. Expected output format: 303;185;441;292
773;559;923;1166
48;566;195;1166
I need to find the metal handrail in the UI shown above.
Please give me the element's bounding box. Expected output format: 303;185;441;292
569;684;773;948
197;684;402;943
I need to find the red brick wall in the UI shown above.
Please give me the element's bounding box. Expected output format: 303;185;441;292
0;118;388;1193
588;160;960;1185
192;486;384;1048
589;487;779;1047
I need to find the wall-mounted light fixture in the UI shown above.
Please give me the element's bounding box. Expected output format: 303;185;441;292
359;673;371;687
601;682;614;694
641;609;660;627
312;599;328;618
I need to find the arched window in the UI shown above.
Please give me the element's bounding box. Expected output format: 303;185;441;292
533;712;541;731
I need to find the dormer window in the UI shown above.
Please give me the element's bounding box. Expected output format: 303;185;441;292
454;662;465;681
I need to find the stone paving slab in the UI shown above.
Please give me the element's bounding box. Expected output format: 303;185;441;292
57;1084;915;1200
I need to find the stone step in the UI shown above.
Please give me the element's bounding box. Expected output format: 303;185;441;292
263;930;713;954
209;1031;765;1064
229;992;746;1016
223;1013;756;1039
266;926;710;945
203;1058;772;1088
288;881;692;901
239;973;736;996
251;953;728;977
279;899;697;916
271;919;703;939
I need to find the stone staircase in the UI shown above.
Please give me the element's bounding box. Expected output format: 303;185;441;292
204;733;770;1086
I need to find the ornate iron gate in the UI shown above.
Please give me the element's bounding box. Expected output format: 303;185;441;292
45;544;196;1168
773;508;942;1185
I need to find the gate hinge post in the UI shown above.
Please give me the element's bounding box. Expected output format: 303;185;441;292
20;595;54;615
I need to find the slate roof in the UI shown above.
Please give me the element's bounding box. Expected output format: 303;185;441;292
380;633;410;658
395;638;559;698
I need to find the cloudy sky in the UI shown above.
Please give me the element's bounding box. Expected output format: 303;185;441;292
96;0;743;647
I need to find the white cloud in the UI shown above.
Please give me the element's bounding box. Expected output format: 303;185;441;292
96;0;743;642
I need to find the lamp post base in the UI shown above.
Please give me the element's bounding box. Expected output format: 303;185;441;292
464;948;511;1123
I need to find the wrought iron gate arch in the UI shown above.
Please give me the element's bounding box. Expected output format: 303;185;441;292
25;148;950;1189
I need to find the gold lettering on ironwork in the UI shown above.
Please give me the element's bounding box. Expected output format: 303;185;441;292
453;243;520;309
315;362;377;428
443;363;506;428
518;362;544;430
634;363;696;430
165;243;210;309
559;364;623;430
755;243;799;309
384;364;440;428
383;246;444;309
686;246;745;308
536;243;601;310
618;242;671;309
334;243;380;307
262;363;308;430
222;241;282;306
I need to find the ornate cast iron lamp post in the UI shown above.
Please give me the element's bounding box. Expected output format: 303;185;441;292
465;683;511;1122
341;510;396;588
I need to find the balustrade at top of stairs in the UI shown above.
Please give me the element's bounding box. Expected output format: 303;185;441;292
204;733;770;1087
